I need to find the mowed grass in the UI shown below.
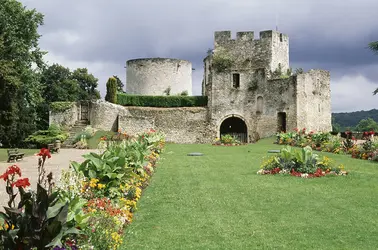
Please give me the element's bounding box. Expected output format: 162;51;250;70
0;148;37;162
123;138;378;249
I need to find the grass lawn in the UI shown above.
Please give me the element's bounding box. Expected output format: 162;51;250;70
0;148;38;162
123;137;378;249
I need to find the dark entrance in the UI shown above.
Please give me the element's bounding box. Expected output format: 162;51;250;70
81;102;89;121
220;116;248;143
277;112;286;132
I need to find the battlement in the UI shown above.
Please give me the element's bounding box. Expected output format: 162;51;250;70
214;30;288;45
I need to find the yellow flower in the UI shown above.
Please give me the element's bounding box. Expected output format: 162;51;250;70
89;178;99;188
97;183;106;189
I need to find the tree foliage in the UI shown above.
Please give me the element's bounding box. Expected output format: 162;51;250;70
41;64;81;103
355;118;378;132
332;109;378;131
0;0;45;147
71;68;101;100
112;75;125;92
105;77;117;103
368;41;378;95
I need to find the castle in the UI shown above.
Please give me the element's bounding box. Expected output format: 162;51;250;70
50;30;332;144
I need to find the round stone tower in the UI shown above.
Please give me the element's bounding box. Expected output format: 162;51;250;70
126;58;192;96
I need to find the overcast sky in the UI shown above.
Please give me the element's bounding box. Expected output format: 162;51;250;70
20;0;378;113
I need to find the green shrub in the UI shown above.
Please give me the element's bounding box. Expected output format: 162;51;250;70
74;130;93;143
117;93;208;107
105;77;117;103
24;124;69;147
50;102;74;112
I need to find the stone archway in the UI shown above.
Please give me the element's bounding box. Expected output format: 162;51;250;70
219;116;248;143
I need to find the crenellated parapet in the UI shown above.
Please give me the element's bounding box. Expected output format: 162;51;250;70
214;30;288;46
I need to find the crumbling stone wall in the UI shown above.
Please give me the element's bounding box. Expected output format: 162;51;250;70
49;102;80;128
88;100;213;143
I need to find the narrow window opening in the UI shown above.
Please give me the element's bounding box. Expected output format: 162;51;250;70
318;104;321;112
279;33;283;42
277;112;287;132
256;96;264;114
232;73;240;89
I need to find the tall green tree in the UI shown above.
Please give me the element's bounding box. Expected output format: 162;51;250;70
112;75;125;92
41;64;81;103
105;77;117;103
0;0;45;147
72;68;101;100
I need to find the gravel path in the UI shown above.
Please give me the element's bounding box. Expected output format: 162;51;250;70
0;148;99;210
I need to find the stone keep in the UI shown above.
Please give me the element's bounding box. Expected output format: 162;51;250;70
50;29;332;144
126;58;192;96
203;30;331;141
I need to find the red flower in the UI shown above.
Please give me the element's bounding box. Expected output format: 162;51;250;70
0;165;21;181
37;148;51;159
12;178;30;188
370;131;374;135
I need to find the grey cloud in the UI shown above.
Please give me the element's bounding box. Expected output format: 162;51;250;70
19;0;378;111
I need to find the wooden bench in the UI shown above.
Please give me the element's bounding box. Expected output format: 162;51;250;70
7;149;25;162
48;143;60;153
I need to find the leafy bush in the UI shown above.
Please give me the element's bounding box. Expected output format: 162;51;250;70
50;101;74;112
74;126;95;143
117;93;208;107
211;47;233;73
24;124;69;147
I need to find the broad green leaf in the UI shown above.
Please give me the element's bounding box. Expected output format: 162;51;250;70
47;202;66;219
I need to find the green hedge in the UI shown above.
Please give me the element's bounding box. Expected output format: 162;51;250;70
117;94;208;107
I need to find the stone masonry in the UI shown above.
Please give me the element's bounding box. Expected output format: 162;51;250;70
50;29;332;144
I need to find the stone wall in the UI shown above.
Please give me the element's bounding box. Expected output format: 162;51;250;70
118;106;212;143
213;30;289;74
126;58;192;96
296;70;332;132
89;100;212;143
49;102;80;128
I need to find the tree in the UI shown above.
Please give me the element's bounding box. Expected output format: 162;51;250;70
368;41;378;95
369;41;378;55
0;0;45;147
355;118;378;132
105;77;117;103
112;75;125;92
71;68;101;100
41;64;81;103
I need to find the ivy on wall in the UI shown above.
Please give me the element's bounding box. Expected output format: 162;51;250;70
211;47;234;73
50;102;74;112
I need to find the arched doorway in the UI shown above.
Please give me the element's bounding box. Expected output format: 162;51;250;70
219;116;248;143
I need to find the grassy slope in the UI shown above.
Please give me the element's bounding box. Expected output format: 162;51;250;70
123;138;378;250
0;149;37;162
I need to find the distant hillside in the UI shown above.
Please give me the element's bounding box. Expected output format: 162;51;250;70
332;109;378;128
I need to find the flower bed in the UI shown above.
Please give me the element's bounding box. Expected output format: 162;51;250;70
275;128;378;162
0;129;166;249
212;134;244;146
257;146;348;178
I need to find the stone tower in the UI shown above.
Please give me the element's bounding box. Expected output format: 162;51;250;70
203;30;331;142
